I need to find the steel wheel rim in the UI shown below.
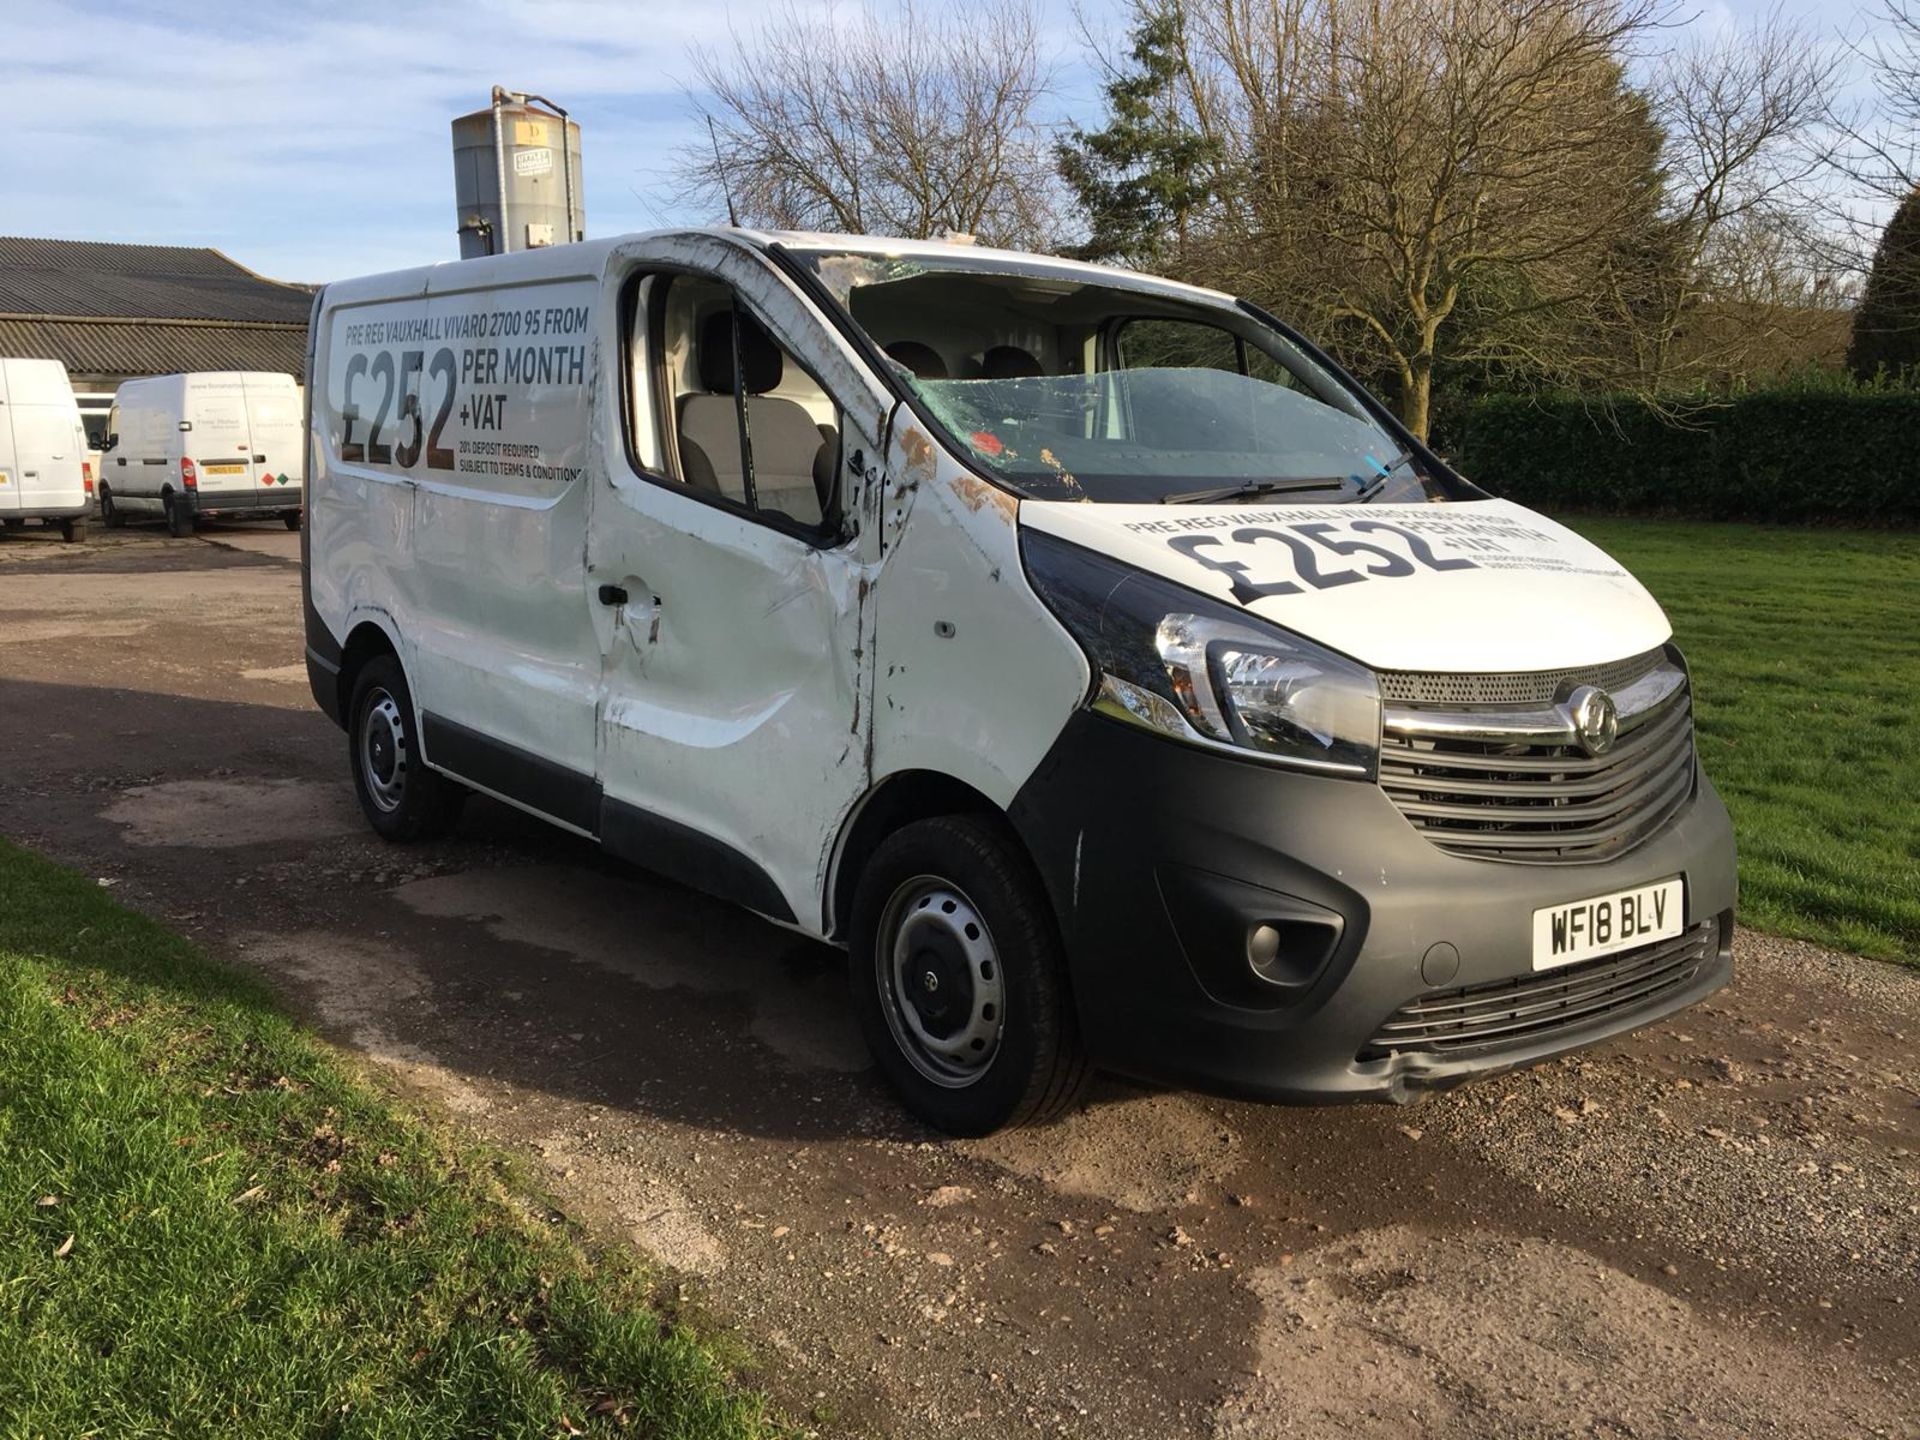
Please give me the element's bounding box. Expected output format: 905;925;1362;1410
877;875;1006;1088
359;688;408;814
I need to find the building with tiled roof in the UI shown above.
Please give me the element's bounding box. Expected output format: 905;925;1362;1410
0;237;312;440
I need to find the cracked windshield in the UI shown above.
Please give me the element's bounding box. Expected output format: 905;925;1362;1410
798;249;1447;505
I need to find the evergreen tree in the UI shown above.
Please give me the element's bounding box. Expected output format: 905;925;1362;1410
1056;4;1219;266
1848;189;1920;381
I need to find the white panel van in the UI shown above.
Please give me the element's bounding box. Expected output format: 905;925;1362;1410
99;371;303;536
0;358;92;542
304;230;1738;1134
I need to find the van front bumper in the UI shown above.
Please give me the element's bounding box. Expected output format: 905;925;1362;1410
187;486;302;517
1008;711;1737;1104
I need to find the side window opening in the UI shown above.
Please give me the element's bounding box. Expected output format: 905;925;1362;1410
654;275;841;533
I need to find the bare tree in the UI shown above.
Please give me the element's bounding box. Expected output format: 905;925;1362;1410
1640;7;1845;385
1830;0;1920;204
677;1;1062;250
1152;0;1679;437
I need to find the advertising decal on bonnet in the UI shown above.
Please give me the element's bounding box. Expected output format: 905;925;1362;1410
1121;505;1629;600
1020;497;1665;672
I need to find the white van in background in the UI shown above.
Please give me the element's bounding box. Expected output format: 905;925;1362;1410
75;390;113;491
100;371;304;536
0;358;92;542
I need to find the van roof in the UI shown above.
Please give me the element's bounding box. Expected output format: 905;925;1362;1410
319;229;1236;308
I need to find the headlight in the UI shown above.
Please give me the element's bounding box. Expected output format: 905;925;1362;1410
1023;529;1380;777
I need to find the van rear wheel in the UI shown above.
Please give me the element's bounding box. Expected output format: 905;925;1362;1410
849;815;1088;1136
58;518;87;543
164;494;194;538
348;655;466;842
283;511;302;532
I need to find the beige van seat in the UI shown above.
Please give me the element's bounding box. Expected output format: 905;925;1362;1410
677;311;835;524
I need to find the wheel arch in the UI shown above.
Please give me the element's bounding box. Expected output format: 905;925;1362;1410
827;769;1023;942
336;617;402;724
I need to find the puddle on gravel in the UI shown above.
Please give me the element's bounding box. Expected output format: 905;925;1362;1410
535;1134;729;1277
392;866;868;1074
240;662;308;684
0;616;151;644
965;1092;1241;1212
243;930;490;1116
1216;1224;1912;1439
102;778;359;848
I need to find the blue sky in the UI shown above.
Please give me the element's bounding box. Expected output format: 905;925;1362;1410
0;0;1892;283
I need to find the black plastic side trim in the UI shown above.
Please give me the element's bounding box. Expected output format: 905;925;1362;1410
600;797;797;924
422;712;602;834
306;646;344;727
416;711;798;923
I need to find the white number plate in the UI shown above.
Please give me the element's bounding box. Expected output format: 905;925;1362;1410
1532;877;1684;971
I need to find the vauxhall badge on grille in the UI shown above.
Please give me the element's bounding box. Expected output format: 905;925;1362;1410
1561;684;1620;757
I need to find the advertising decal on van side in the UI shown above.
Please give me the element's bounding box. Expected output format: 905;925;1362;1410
326;284;595;492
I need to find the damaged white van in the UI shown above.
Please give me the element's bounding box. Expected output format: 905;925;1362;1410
304;231;1737;1135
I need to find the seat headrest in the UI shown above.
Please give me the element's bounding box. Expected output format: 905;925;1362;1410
980;345;1043;379
884;340;949;380
699;309;784;395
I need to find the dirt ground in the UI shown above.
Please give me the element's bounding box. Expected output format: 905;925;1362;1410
2;522;1915;1439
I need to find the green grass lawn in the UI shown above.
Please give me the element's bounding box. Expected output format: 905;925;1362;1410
1573;519;1920;965
0;840;786;1439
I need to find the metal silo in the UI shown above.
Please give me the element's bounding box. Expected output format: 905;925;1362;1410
451;88;585;258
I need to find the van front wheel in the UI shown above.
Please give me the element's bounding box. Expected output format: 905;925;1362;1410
348;655;466;842
100;487;126;528
849;815;1088;1135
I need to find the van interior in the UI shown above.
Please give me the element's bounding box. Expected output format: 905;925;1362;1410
646;276;840;530
798;254;1443;506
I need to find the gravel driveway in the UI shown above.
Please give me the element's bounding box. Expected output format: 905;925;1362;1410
2;525;1914;1438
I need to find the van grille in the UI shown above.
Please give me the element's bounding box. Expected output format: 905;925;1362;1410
1378;662;1695;864
1358;919;1719;1061
1377;648;1666;706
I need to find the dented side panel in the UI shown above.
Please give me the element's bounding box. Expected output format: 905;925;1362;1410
586;233;890;931
868;414;1090;810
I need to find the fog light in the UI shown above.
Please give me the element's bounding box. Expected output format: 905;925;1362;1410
1246;917;1341;988
1157;865;1347;1009
1248;924;1282;971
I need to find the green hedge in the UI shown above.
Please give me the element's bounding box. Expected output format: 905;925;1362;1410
1451;389;1920;525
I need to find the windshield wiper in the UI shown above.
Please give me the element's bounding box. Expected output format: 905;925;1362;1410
1161;478;1349;505
1354;450;1416;500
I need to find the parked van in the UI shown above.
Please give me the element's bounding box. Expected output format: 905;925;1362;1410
305;231;1738;1134
0;358;92;542
75;390;113;491
100;371;303;536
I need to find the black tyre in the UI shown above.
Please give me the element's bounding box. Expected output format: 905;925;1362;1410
59;518;87;543
165;493;194;538
849;815;1089;1135
347;654;466;842
283;510;302;532
100;486;126;528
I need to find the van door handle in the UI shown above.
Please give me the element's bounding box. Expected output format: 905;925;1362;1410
253;453;266;462
597;584;629;606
